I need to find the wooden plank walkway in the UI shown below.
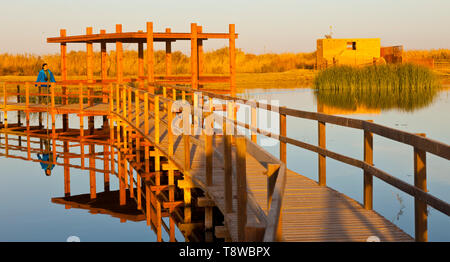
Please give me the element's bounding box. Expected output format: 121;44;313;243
117;101;414;242
116;103;267;241
247;168;414;241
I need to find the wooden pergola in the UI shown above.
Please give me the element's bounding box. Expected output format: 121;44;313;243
47;22;238;95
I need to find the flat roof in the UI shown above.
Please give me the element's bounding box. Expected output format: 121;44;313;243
47;32;238;44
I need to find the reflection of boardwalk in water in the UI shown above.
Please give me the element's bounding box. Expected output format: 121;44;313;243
52;190;146;222
0;128;207;242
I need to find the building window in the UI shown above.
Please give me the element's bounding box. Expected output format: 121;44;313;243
347;41;356;50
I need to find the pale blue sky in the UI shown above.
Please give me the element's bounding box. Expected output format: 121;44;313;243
1;0;449;55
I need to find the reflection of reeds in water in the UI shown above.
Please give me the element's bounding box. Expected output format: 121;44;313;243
314;64;441;112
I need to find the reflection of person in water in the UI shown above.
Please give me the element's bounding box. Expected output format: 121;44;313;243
37;139;58;176
37;153;59;176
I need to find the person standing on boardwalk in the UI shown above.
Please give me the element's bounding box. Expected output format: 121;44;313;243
36;63;56;86
35;63;55;104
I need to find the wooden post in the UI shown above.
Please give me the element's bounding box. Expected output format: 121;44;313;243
103;145;110;192
100;30;107;81
137;171;142;210
86;27;93;83
266;163;279;209
60;29;69;130
223;102;233;213
236;136;247;241
89;144;96;199
165;28;172;76
197;26;204;76
145;180;151;226
119;150;126;206
110;120;115;179
64;141;70;197
79;83;84;138
100;29;108;109
318;103;326;186
144;93;150;173
364;120;374;210
279;113;286;164
414;133;427;242
318;119;326;186
50;85;56;165
190;23;198;89
134;90;141;209
60;29;67;84
146;22;154;93
26;134;30;159
229;24;236;96
129;162;134;198
122;85;127;119
116;24;123;83
154;95;159;143
109;83;114;113
16;85;21;126
138;35;144;80
127;87;132;122
206;132;213;186
116;84;120;114
134;91;141;128
2;82;6;110
86;27;95;134
25;83;30;131
122;88;128;171
51;106;56;165
152;94;162;240
193;92;199;134
251;106;257;143
167;100;176;242
167;100;174;157
25;83;30;108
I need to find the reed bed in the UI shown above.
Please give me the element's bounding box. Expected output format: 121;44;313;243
314;64;441;111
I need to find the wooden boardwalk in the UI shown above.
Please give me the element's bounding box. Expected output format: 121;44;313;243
114;103;268;241
247;168;413;241
113;99;413;242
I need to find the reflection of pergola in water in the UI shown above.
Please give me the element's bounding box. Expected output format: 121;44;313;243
47;22;238;94
0;127;207;242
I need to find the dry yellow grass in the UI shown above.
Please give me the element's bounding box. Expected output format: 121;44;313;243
403;49;450;59
0;48;316;76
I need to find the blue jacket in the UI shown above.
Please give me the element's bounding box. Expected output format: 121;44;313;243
37;153;58;170
36;69;55;87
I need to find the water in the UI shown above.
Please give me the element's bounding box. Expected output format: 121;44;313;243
237;87;450;241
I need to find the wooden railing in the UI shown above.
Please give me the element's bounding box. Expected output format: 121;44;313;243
1;81;109;107
160;84;450;242
109;83;281;241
